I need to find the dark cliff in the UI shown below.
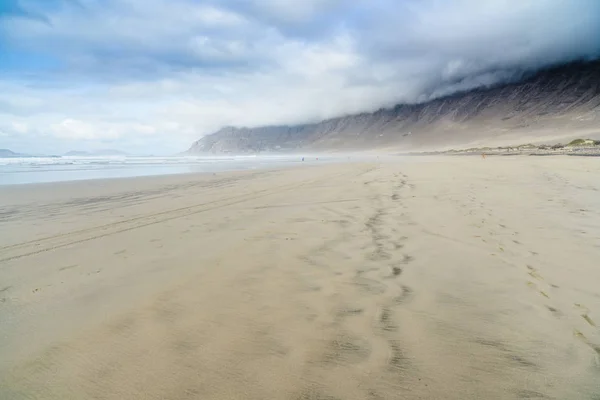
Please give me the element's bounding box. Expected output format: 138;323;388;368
187;60;600;154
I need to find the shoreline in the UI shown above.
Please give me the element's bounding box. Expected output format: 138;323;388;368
1;157;599;399
2;149;599;188
0;154;331;187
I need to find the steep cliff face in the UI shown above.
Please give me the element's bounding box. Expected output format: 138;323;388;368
187;60;600;154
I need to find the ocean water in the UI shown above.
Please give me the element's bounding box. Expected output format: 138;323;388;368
0;155;327;186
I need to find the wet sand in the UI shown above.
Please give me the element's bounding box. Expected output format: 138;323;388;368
1;157;599;399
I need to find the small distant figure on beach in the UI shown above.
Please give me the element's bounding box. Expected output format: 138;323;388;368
482;153;486;160
302;157;304;161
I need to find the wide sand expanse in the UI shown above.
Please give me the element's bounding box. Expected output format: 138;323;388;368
1;156;599;399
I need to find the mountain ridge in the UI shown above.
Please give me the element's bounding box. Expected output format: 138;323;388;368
0;149;21;158
187;59;600;154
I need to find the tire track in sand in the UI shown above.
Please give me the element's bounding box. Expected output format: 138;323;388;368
0;171;353;263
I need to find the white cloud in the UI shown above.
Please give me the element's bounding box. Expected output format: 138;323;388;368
51;119;104;140
11;121;29;134
243;0;345;22
0;0;599;154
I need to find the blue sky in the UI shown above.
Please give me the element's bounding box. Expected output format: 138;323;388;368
1;0;599;155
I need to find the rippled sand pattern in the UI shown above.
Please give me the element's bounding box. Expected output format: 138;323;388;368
1;157;599;399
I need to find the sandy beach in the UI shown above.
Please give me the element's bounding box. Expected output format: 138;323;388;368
1;156;599;399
